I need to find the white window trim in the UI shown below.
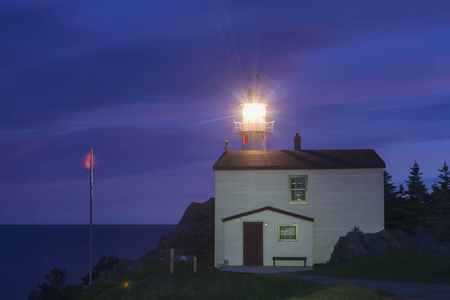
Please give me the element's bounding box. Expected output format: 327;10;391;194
288;175;308;204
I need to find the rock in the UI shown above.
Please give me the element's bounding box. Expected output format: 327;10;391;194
98;198;215;279
412;227;450;258
329;228;450;264
97;259;139;280
156;198;215;262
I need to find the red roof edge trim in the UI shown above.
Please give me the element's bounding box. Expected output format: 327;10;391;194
222;206;314;223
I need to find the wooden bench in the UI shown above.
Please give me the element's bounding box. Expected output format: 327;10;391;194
273;256;307;267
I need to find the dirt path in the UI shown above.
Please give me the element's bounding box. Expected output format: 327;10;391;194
277;273;450;300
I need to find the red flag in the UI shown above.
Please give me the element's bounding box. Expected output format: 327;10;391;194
84;151;93;170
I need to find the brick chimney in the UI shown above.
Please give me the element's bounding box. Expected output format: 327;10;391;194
294;133;301;151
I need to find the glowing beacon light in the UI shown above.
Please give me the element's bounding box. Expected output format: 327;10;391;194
242;103;266;120
241;103;267;133
234;76;274;150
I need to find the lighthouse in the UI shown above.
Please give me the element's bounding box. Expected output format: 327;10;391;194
234;75;274;150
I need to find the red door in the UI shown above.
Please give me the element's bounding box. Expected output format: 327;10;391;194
243;222;263;266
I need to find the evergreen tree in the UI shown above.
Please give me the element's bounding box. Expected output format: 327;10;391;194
395;183;409;228
430;161;450;234
384;170;401;229
28;267;67;300
404;161;429;230
397;183;407;203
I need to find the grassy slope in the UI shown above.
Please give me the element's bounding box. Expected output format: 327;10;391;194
73;263;398;300
68;251;450;299
307;252;450;284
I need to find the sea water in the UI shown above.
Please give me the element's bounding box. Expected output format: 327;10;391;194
0;225;176;300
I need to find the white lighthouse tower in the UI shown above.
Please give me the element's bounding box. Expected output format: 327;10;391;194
234;75;274;150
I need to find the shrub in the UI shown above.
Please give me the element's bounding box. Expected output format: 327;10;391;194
347;226;364;235
81;255;120;285
28;266;67;300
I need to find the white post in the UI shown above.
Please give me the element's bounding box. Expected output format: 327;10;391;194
193;257;197;273
89;147;93;285
170;249;174;274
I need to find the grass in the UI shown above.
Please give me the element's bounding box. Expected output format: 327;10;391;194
70;263;398;300
67;252;450;299
306;252;450;284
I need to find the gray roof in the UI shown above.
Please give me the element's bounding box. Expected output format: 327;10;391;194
213;149;385;170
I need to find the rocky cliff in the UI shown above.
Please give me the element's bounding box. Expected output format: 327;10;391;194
99;198;215;279
156;197;215;260
329;227;450;264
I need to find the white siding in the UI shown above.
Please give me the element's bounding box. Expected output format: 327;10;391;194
215;168;384;267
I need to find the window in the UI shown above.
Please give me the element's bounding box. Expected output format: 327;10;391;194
278;225;298;241
289;175;308;203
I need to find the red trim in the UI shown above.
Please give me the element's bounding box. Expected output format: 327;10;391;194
222;206;314;223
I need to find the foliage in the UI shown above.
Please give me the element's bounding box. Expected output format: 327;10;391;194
384;171;405;229
28;266;67;300
430;161;450;234
306;251;450;284
81;255;121;285
404;161;429;229
384;161;450;235
384;170;397;229
76;263;397;300
346;226;364;235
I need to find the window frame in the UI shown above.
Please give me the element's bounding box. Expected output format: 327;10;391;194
277;224;298;241
288;175;308;204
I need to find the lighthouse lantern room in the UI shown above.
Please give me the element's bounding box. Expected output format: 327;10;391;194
234;77;274;150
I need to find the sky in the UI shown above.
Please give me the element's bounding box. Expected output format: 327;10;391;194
1;0;450;224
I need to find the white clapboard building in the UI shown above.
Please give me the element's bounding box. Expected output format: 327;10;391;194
213;84;385;268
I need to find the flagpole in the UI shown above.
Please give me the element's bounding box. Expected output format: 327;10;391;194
89;146;93;286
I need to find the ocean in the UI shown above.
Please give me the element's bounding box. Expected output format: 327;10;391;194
0;225;176;300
